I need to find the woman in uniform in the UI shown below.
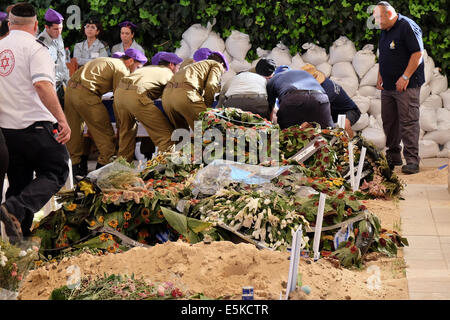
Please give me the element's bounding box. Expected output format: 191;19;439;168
73;19;109;67
111;21;144;54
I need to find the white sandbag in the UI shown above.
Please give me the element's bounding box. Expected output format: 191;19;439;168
419;129;425;140
182;23;211;52
359;63;379;87
369;115;382;130
424;56;435;84
423;130;450;145
422;94;443;109
440;89;450;110
267;42;292;66
301;43;328;66
200;31;225;53
175;39;191;60
430;68;448;95
316;62;332;78
369;98;382;117
221;69;236;87
328;36;356;65
419;140;440;159
225;30;252;61
420;84;431;104
436;108;450;131
357;86;377;97
437;141;450;158
256;47;270;58
289;53;306;70
230;59;251;73
376;114;383;128
352;95;371;114
352;44;376;79
331;61;357;79
419;107;437;131
361;127;386;150
375;89;381;99
330;76;358;98
351;112;369;131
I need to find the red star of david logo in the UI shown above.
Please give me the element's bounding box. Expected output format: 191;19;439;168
0;56;9;71
0;49;15;77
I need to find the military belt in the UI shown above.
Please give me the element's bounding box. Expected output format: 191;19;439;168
165;82;194;90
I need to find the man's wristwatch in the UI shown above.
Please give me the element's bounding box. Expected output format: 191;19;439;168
402;74;409;80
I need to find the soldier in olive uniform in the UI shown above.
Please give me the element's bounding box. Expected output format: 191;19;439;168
37;9;69;107
115;52;182;161
162;51;228;132
64;48;147;176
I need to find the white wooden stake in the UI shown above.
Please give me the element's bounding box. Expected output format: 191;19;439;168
313;193;327;261
354;147;367;192
337;114;346;129
285;225;303;300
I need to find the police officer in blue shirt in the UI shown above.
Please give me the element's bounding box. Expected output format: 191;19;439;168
373;2;425;174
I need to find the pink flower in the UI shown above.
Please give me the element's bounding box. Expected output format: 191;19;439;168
17;275;22;281
157;285;165;297
11;271;17;277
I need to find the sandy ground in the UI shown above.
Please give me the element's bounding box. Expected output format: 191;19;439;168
395;165;448;185
19;198;408;301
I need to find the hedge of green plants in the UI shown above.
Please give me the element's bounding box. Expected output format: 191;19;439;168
7;0;449;75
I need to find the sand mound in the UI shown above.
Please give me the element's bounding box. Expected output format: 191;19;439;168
396;166;448;185
18;240;407;300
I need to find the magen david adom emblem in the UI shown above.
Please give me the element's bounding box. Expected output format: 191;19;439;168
0;49;15;77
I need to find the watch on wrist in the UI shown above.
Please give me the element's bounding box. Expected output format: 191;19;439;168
402;74;409;80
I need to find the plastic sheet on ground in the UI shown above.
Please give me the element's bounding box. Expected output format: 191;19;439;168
192;159;291;196
86;161;140;190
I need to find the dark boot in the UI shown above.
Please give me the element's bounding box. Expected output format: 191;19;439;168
95;162;105;170
401;163;419;174
72;163;86;181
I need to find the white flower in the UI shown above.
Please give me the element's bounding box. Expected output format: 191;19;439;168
19;250;27;257
0;253;7;267
243;214;254;228
264;198;271;205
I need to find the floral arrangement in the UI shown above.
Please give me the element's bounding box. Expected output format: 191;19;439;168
50;274;185;300
0;239;39;292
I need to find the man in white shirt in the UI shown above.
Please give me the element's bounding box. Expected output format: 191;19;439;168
0;3;71;242
218;58;276;120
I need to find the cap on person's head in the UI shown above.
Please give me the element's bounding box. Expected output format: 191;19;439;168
124;48;147;64
112;52;125;59
0;12;7;21
274;65;291;75
158;52;183;65
10;3;36;17
255;58;277;76
193;48;212;62
208;51;229;71
44;8;63;24
151;51;167;65
119;21;137;30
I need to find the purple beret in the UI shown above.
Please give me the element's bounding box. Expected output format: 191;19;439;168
44;9;64;24
112;52;125;59
210;51;229;71
193;48;213;62
0;12;7;21
124;48;147;64
158;52;183;65
151;51;168;65
119;21;137;29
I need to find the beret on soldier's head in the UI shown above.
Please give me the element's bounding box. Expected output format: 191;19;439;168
119;21;137;29
0;12;7;21
158;52;183;65
44;8;63;24
209;51;229;71
255;58;277;76
124;48;147;64
112;52;125;59
151;51;168;65
193;48;212;62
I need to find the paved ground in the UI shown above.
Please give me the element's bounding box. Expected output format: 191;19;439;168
401;158;450;300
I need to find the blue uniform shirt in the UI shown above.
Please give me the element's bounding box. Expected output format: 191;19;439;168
266;70;325;110
378;13;425;90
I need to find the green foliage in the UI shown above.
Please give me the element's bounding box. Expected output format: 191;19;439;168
10;0;449;75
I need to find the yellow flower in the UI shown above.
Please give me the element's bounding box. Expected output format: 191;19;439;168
79;180;95;196
90;220;96;227
157;210;164;219
99;233;108;242
322;235;334;241
34;260;43;267
332;178;344;186
108;219;118;229
98;216;104;223
66;203;77;211
141;207;150;218
123;211;132;221
107;245;116;253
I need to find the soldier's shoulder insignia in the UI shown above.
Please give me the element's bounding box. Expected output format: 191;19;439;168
36;38;49;49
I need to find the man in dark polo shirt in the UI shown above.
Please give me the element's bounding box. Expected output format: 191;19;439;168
267;69;333;130
373;1;425;174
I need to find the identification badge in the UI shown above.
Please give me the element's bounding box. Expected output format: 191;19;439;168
90;52;99;58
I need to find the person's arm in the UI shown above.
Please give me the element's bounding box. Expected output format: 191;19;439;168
203;64;223;107
395;51;423;92
33;81;71;144
376;71;384;90
266;79;276;113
